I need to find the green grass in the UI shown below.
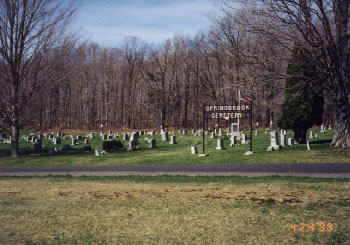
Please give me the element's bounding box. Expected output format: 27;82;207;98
0;129;349;167
0;175;349;244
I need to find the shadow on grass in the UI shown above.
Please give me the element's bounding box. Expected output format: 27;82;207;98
310;139;332;144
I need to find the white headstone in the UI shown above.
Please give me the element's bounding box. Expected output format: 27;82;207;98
218;128;222;136
267;131;281;151
149;139;156;148
287;138;294;146
307;141;311;150
280;134;286;147
162;132;169;141
216;139;224;150
123;134;129;141
241;133;247;144
191;146;198;154
320;125;325;133
128;140;137;151
169;135;177;144
95;149;104;156
309;131;314;139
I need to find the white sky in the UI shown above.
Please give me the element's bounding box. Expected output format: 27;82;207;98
73;0;216;47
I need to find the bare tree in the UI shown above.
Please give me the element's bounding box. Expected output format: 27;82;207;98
0;0;76;156
217;0;350;146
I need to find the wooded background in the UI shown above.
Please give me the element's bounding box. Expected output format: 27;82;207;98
0;0;336;133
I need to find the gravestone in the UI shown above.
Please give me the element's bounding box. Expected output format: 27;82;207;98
53;137;61;145
218;128;222;137
254;130;258;136
54;147;63;153
287;138;294;147
108;135;113;140
32;142;42;154
84;139;89;144
307;141;311;150
267;131;282;151
71;138;77;145
150;131;155;136
34;138;42;144
280;134;286;147
309;131;314;139
230;136;238;147
216;138;224;150
149;139;156;148
28;135;34;142
241;133;247;144
95;149;105;156
191;146;198;154
130;133;139;143
128;140;137;151
162;132;169;141
182;130;187;135
123;134;129;141
210;132;216;139
169;135;177;144
328;125;332;130
103;134;108;140
320;125;325;133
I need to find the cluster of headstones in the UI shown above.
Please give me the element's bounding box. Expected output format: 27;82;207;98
0;132;10;144
190;129;248;155
23;131;92;155
95;131;158;156
267;131;294;151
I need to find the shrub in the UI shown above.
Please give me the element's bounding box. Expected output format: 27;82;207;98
102;140;124;150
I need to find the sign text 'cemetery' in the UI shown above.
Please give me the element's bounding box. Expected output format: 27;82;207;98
205;104;251;119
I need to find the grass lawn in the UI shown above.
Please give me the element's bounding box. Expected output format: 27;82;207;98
0;175;349;244
0;129;349;167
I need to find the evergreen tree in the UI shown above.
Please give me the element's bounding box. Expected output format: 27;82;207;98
278;46;324;144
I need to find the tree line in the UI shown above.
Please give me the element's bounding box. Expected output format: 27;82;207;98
0;0;348;157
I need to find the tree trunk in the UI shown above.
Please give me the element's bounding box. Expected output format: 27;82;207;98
11;124;19;157
331;102;350;147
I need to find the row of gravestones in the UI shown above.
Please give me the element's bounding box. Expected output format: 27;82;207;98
190;128;322;154
95;132;159;156
267;131;296;151
95;131;181;156
21;132;92;154
190;135;248;155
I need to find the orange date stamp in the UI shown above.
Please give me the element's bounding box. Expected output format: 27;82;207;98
290;222;334;232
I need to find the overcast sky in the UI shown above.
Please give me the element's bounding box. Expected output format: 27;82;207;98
74;0;216;47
